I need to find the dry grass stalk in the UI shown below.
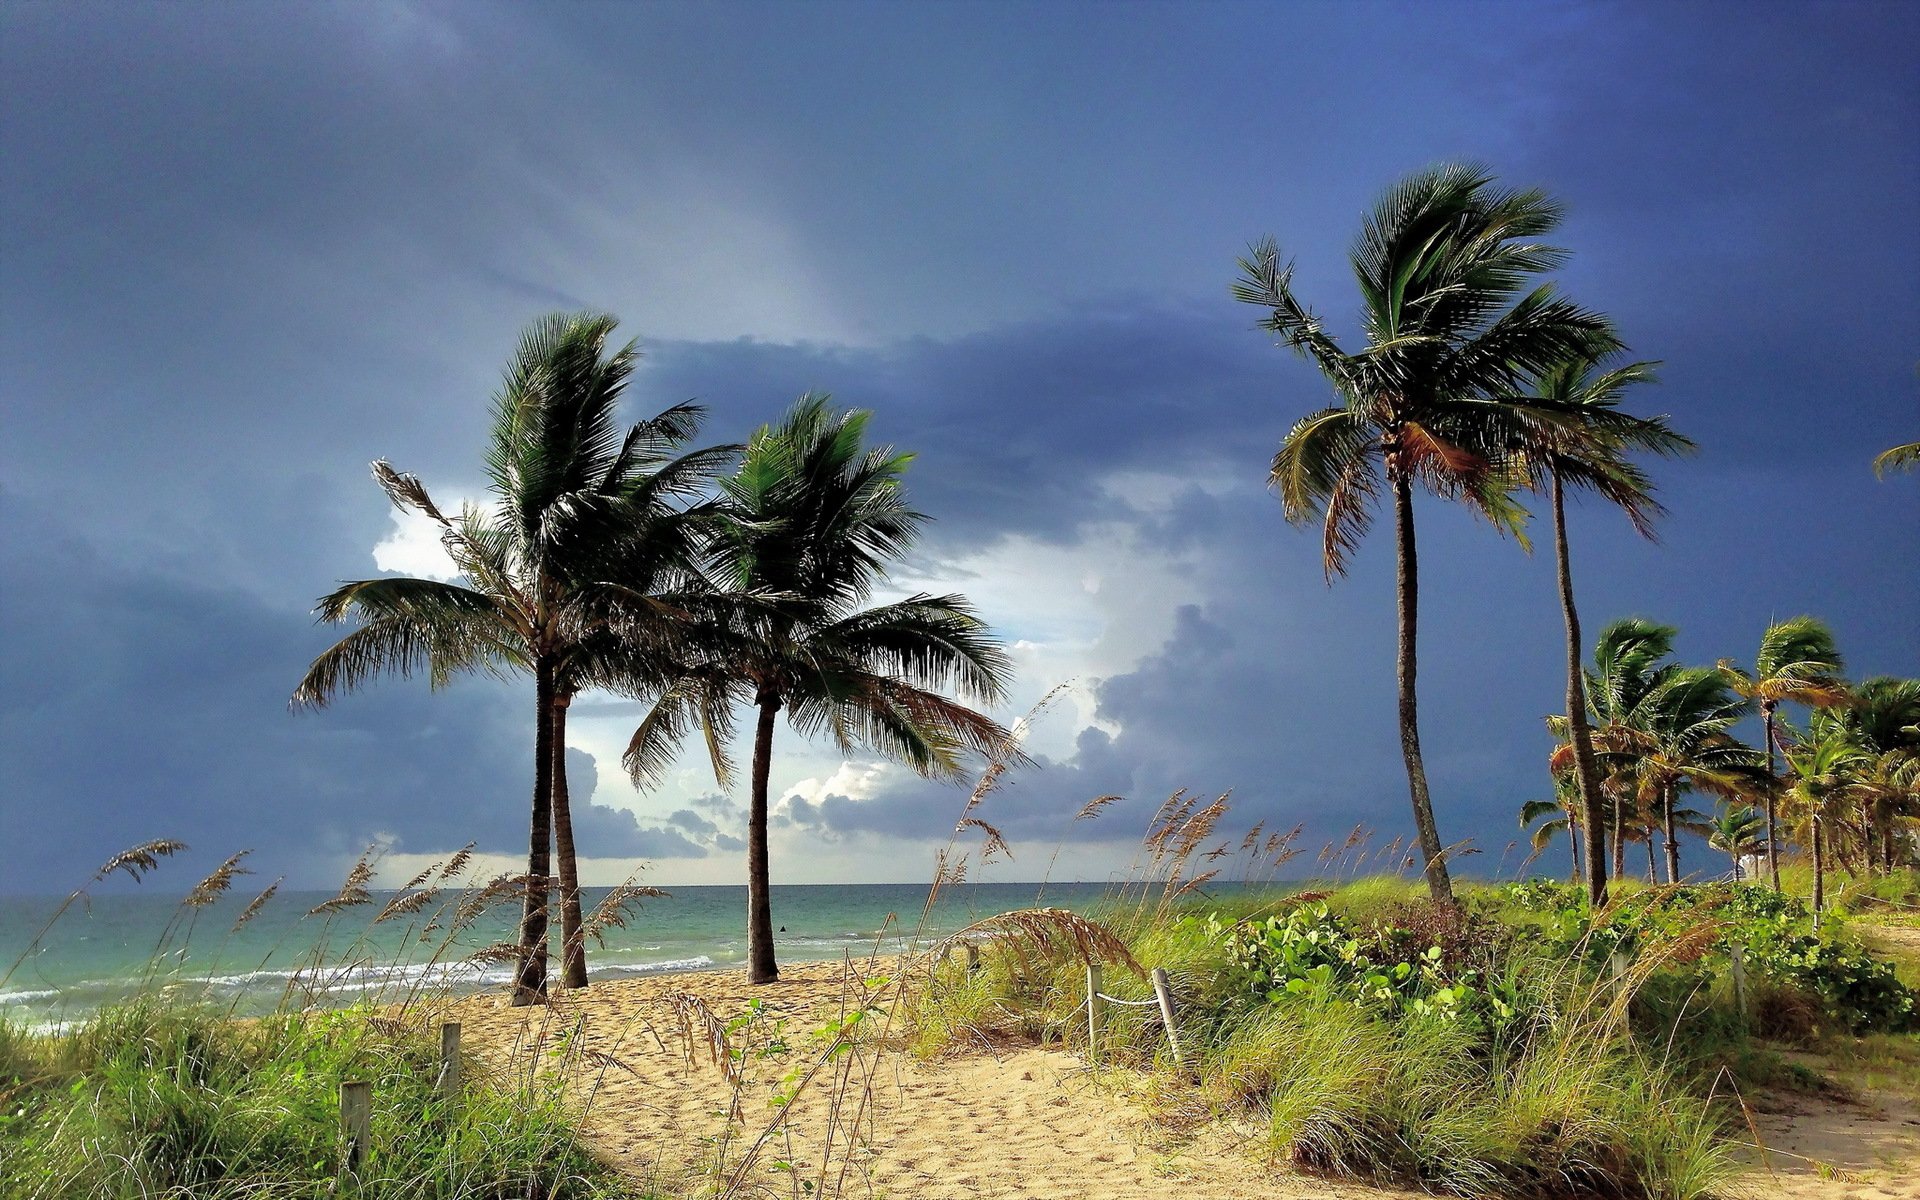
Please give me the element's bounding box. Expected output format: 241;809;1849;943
957;817;1012;863
1240;822;1266;852
94;839;189;883
1203;842;1233;861
466;942;525;967
230;879;282;932
439;843;476;881
455;872;540;929
941;907;1144;977
309;848;377;916
1075;794;1123;821
583;882;670;947
374;886;440;924
1170;870;1219;899
184;851;253;907
663;991;738;1084
400;861;440;891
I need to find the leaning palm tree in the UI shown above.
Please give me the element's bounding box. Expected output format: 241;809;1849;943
1519;776;1583;882
1707;806;1767;880
295;313;733;1002
1234;163;1617;901
1513;352;1693;904
1719;618;1849;891
625;395;1018;985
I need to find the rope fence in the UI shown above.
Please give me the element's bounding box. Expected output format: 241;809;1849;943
1084;963;1183;1068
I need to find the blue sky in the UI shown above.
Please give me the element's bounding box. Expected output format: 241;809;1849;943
2;1;1915;893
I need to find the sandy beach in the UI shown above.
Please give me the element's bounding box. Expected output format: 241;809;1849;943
441;957;1920;1200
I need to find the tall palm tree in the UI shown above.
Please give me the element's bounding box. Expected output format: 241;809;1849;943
1234;164;1617;902
625;395;1018;984
1707;806;1766;880
1513;353;1693;905
1719;618;1848;891
295;313;733;1002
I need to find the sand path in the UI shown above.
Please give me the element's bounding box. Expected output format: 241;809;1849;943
442;958;1917;1200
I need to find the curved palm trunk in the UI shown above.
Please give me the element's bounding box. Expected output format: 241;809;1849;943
513;654;556;1006
1551;471;1610;907
746;692;781;985
1662;784;1680;883
1644;827;1658;882
1392;474;1452;902
552;692;588;989
1763;703;1782;892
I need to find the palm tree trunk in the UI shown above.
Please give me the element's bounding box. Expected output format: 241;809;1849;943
1551;471;1610;907
1764;704;1782;892
1662;784;1680;883
1612;792;1626;878
1810;807;1825;920
1391;473;1451;902
746;691;781;985
1645;827;1658;882
1568;812;1582;884
552;691;588;989
513;654;556;1006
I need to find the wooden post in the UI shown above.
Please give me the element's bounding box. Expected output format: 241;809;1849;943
964;942;980;973
1085;961;1102;1068
1151;967;1182;1067
339;1079;371;1180
1609;950;1631;1000
1729;944;1748;1024
437;1022;462;1100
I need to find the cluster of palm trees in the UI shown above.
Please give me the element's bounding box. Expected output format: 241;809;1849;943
1524;614;1920;909
1236;163;1913;909
293;315;1016;1003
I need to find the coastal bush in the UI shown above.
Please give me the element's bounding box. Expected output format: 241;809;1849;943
0;999;646;1199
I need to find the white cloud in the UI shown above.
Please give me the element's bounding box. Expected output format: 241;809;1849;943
371;507;463;581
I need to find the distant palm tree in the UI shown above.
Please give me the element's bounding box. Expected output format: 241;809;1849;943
1235;163;1617;902
1782;729;1871;918
1632;665;1761;883
1519;776;1583;882
295;313;733;1002
1814;676;1920;872
1707;806;1766;879
1873;442;1919;477
1513;352;1692;905
625;396;1018;985
1720;618;1849;891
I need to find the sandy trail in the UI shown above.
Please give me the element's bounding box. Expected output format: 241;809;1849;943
441;958;1917;1200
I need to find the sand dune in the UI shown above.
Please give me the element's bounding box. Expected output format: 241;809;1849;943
442;958;1917;1200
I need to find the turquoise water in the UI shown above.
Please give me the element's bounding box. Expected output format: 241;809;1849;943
0;882;1130;1031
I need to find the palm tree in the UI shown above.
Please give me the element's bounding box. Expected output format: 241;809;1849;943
1632;665;1761;883
1719;618;1849;891
1234;164;1617;902
1519;776;1583;882
625;396;1018;985
1707;806;1766;879
1815;676;1920;872
1512;353;1692;905
1782;728;1871;919
295;313;733;1003
1873;442;1919;477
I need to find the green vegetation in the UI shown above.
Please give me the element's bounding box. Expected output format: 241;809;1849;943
0;1001;640;1199
909;871;1920;1198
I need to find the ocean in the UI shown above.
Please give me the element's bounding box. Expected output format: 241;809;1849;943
0;881;1132;1032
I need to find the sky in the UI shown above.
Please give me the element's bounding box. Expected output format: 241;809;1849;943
2;0;1915;895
